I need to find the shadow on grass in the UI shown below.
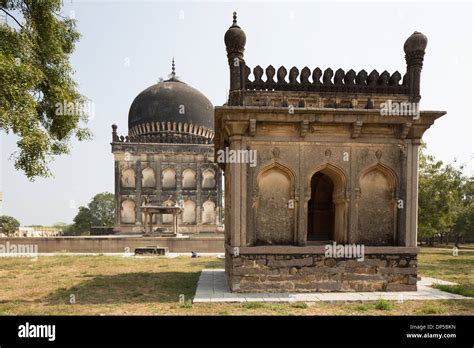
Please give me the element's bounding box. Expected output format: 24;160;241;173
45;271;200;305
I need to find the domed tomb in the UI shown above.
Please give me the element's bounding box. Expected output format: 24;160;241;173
128;62;214;143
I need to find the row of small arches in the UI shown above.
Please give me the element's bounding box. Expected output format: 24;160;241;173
120;199;216;225
121;167;216;189
129;121;214;139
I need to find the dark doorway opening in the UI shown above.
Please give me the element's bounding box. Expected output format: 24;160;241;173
307;172;335;241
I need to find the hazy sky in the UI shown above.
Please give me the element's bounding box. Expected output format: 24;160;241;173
0;1;472;225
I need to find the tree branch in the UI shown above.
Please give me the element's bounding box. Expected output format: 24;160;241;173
1;8;23;29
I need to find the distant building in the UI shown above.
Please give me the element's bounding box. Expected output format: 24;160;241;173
14;226;63;237
111;61;223;235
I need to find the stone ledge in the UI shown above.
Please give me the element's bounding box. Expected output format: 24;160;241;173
225;244;419;255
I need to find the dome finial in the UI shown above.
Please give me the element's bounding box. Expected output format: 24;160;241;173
171;57;176;78
233;11;237;25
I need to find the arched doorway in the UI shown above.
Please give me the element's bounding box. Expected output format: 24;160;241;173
307;172;335;241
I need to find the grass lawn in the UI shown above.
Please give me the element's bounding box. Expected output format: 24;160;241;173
418;244;474;298
0;247;472;315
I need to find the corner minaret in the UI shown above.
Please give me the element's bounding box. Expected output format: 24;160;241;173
404;31;428;103
224;12;246;104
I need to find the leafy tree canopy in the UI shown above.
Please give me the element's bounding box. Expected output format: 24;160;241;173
418;143;472;245
0;0;91;180
64;192;115;235
0;215;20;235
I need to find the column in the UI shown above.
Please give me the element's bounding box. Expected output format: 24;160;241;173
225;121;249;247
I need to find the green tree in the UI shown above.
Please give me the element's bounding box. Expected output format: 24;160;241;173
0;215;20;236
451;178;474;247
65;192;115;235
88;192;115;227
0;0;91;179
418;143;465;245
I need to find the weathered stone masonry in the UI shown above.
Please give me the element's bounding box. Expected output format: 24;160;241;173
225;246;417;292
216;13;445;292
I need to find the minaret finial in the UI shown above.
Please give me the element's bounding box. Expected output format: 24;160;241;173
233;11;237;25
171;57;176;78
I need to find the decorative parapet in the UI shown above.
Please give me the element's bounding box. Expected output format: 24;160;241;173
243;65;408;94
224;13;427;106
111;124;214;144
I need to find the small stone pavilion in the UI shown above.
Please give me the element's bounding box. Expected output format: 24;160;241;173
216;13;445;292
111;61;223;235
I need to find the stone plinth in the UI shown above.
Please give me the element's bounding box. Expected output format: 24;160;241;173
225;245;418;292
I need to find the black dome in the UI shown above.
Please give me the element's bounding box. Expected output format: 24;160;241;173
128;77;214;140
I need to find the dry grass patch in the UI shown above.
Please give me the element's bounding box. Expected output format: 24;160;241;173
0;246;471;315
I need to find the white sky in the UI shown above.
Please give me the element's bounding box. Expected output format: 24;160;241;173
0;1;472;225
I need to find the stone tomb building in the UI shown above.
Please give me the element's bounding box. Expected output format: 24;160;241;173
111;65;223;235
216;15;445;292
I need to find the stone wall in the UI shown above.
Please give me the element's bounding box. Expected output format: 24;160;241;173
0;236;224;253
225;247;417;292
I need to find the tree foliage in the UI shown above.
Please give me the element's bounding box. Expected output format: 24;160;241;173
64;192;115;235
418;143;473;245
0;0;91;179
0;215;20;235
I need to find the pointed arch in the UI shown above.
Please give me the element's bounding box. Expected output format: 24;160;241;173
162;167;176;189
202;168;216;188
202;199;216;224
121;199;136;224
183;199;196;224
357;163;398;245
359;162;398;193
257;159;297;189
183;168;197;189
307;163;347;200
306;163;348;243
121;168;135;188
141;167;156;188
255;160;296;245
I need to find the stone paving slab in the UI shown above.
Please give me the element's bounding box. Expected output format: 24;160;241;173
193;269;472;303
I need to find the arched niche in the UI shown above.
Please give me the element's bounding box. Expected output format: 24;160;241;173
162;168;176;189
142;167;156;188
183;199;196;224
182;169;196;189
306;163;347;243
202;169;216;189
202;200;216;224
256;162;295;245
121;199;136;224
121;168;135;188
357;164;397;246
